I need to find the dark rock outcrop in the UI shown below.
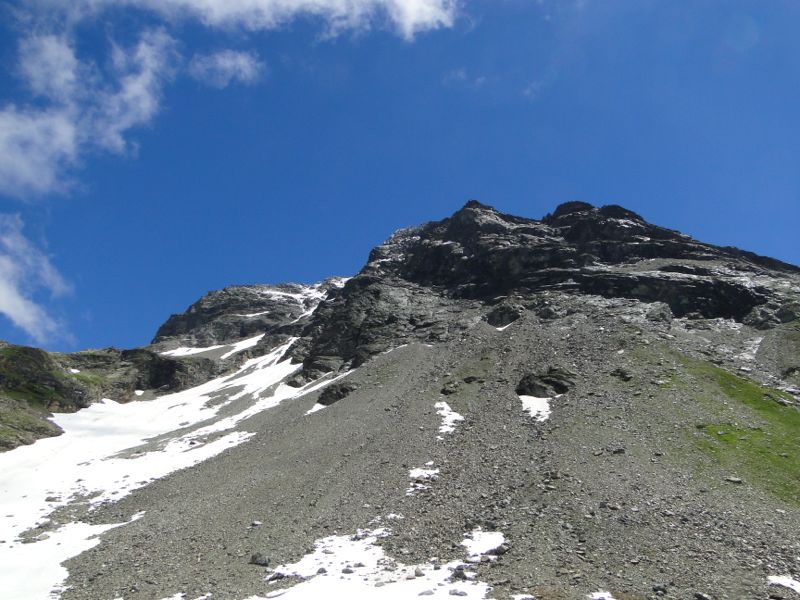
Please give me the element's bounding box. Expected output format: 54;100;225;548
290;201;799;380
516;368;576;397
152;280;345;350
317;382;358;407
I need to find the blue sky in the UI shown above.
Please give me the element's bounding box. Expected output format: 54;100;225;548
0;0;798;351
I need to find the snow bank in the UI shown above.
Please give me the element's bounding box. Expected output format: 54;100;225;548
461;528;504;558
218;334;266;360
3;516;140;600
769;575;800;593
519;395;552;421
434;401;464;438
406;465;439;496
161;334;265;360
244;526;502;600
161;343;224;357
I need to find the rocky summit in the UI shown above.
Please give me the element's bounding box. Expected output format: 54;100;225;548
1;201;799;600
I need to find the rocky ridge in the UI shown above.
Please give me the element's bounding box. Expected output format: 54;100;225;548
1;200;799;600
288;200;799;381
0;280;346;449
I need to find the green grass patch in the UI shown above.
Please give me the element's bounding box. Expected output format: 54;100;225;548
69;371;104;386
677;354;800;505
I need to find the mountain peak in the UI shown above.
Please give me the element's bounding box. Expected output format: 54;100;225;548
461;199;495;211
549;200;595;218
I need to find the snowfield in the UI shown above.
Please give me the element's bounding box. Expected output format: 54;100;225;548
0;340;338;600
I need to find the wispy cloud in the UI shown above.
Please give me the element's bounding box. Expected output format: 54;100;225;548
0;29;176;199
189;50;265;88
442;67;487;89
32;0;458;41
0;214;71;344
0;106;79;198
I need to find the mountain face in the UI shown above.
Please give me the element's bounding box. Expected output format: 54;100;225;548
291;200;799;381
1;201;799;600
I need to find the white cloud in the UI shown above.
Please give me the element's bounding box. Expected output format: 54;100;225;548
0;214;71;344
18;34;83;102
189;50;265;88
0;106;79;198
92;28;177;153
0;29;176;198
35;0;458;40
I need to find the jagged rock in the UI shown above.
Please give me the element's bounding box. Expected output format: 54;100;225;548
647;302;674;323
485;304;524;328
292;200;798;380
249;553;270;566
151;278;346;350
317;382;358;407
516;368;576;397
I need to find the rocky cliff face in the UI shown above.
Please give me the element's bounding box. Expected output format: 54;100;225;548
151;280;346;350
290;200;799;380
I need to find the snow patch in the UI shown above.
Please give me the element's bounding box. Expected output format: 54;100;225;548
519;395;552;421
589;593;617;600
769;576;800;593
496;323;513;332
434;401;463;438
406;466;439;495
234;310;270;318
381;344;408;355
68;368;80;374
461;528;504;558
409;467;439;479
247;527;498;600
134;390;144;396
219;333;265;360
161;343;225;357
737;337;763;362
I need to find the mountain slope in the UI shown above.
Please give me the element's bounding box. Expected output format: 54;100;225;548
0;201;798;600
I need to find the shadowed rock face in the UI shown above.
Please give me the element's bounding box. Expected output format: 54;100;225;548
294;201;799;378
152;282;335;349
